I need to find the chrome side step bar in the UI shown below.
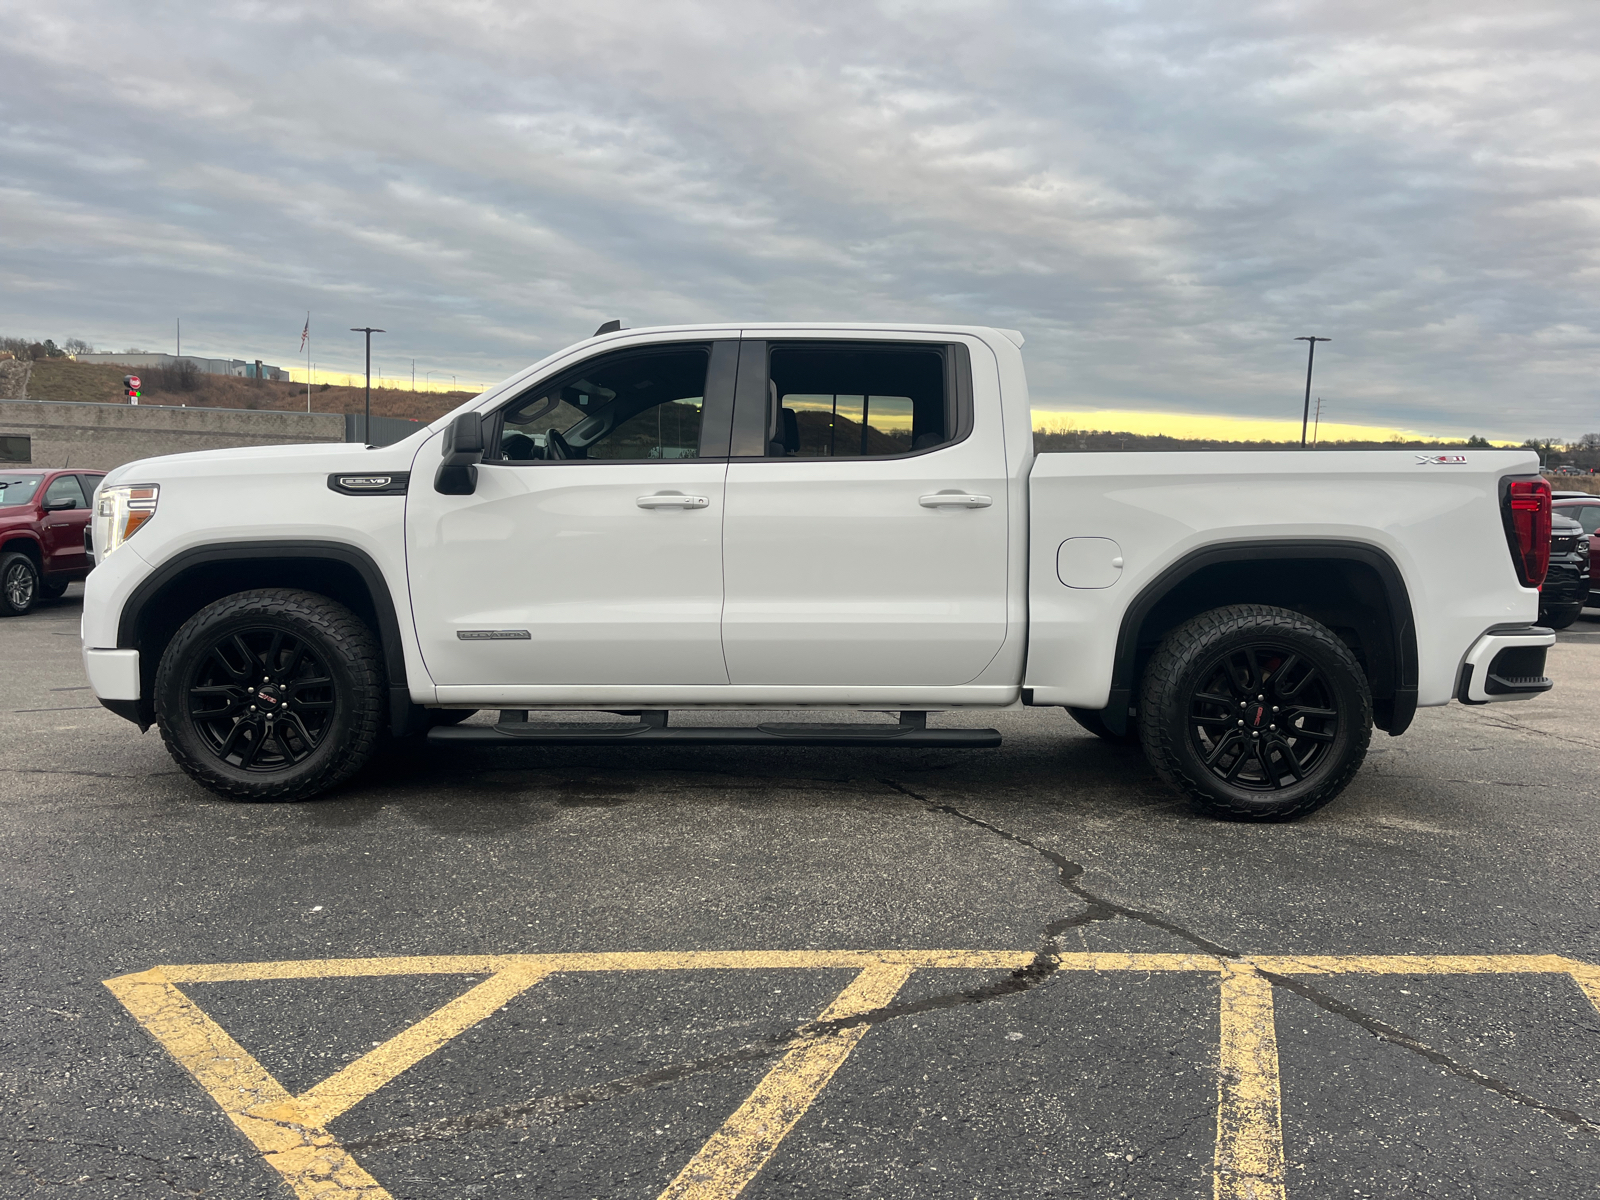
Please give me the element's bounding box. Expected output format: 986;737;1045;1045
426;710;1000;749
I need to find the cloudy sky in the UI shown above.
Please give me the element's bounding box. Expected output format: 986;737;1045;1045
3;1;1597;440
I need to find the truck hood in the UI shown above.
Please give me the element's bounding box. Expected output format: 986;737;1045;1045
102;436;427;488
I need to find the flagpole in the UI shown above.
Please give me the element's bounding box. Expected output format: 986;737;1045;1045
305;312;311;413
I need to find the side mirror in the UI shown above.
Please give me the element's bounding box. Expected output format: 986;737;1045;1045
435;412;485;495
43;497;77;511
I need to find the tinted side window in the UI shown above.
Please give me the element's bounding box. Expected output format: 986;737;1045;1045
44;475;87;508
768;346;949;458
495;347;709;462
1572;506;1600;535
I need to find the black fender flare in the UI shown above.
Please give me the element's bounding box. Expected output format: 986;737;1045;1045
1100;538;1418;736
115;539;422;736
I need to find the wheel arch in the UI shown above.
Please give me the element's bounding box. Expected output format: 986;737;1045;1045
1103;539;1418;737
116;540;419;735
1;533;44;565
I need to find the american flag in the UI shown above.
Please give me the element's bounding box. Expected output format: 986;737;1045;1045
300;314;309;350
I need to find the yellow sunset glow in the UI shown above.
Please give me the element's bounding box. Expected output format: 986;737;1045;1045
1031;408;1515;446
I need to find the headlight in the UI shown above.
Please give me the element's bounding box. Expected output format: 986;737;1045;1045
94;484;159;562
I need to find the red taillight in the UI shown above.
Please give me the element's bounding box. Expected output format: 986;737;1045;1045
1503;477;1551;588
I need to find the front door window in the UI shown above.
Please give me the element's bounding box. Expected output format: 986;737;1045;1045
495;347;708;462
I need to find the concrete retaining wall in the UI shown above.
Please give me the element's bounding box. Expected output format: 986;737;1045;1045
0;360;31;400
0;400;345;470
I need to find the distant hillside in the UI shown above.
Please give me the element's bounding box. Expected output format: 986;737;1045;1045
25;358;475;423
1033;427;1497;454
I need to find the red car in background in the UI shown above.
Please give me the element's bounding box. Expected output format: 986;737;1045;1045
1553;492;1600;606
0;468;106;617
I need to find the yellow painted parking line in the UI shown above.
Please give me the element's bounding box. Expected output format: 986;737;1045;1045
1214;964;1284;1200
659;964;916;1200
103;967;391;1199
296;966;553;1126
1250;953;1580;976
105;951;1600;1200
159;948;1041;982
1568;964;1600;1013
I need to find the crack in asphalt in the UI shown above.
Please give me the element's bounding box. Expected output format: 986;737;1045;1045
1460;709;1600;752
888;779;1600;1139
3;1136;206;1196
334;775;1599;1153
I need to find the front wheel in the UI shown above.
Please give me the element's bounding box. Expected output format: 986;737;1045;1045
154;589;386;801
0;551;40;616
1540;603;1582;630
1139;604;1372;821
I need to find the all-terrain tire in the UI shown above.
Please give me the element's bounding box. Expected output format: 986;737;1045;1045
1066;706;1140;746
0;551;40;617
154;589;385;801
1139;604;1372;821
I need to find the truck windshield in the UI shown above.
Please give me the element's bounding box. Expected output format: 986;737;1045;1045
0;475;43;506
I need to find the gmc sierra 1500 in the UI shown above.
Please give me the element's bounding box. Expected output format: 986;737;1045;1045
80;323;1555;819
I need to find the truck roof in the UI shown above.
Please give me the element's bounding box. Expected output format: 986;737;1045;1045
579;322;1026;347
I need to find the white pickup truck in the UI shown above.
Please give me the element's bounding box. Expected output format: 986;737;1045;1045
80;323;1557;820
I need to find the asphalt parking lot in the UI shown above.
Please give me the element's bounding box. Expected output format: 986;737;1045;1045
5;586;1600;1199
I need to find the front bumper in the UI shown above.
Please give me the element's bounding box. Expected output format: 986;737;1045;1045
84;647;140;699
1541;557;1588;609
1456;626;1555;704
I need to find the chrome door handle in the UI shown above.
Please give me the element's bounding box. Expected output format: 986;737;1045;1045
637;494;710;509
919;492;992;509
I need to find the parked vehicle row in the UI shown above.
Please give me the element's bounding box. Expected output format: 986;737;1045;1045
1538;512;1590;629
0;469;105;616
1552;491;1600;614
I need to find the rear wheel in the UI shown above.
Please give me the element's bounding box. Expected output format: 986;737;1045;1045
1139;604;1372;821
154;589;386;801
0;551;40;617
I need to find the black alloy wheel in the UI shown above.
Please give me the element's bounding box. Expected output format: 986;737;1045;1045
154;589;386;801
1139;604;1372;821
1186;644;1338;791
0;551;40;617
186;628;337;772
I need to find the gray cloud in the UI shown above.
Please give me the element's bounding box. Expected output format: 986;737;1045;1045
2;0;1596;438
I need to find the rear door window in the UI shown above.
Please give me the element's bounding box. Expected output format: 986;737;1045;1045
767;345;953;458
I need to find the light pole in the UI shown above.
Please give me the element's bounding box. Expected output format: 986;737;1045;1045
350;327;385;441
1312;397;1324;446
1294;336;1330;447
